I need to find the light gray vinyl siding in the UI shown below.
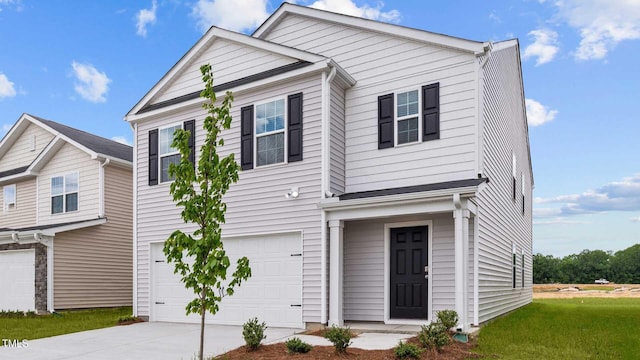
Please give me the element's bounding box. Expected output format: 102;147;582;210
263;14;478;193
0;122;54;173
37;143;100;225
136;74;323;322
343;213;457;321
476;45;533;323
152;38;298;104
329;82;346;195
0;179;36;228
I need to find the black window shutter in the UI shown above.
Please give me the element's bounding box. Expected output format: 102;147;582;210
422;83;440;141
148;129;158;186
240;105;254;170
184;119;196;169
378;93;394;149
288;92;303;162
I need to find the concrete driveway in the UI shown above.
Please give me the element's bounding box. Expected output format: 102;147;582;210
0;322;300;360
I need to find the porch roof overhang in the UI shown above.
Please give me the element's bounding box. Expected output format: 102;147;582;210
0;217;107;244
319;178;487;221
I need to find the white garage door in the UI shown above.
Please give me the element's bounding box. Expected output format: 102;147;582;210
151;232;302;328
0;249;35;312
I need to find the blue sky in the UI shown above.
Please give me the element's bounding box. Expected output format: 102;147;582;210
1;0;638;257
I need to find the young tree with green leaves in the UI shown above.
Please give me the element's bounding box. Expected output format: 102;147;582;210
163;63;251;360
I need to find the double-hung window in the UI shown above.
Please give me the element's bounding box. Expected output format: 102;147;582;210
255;98;285;167
512;243;517;289
396;90;420;145
3;184;16;212
51;173;78;214
159;124;182;183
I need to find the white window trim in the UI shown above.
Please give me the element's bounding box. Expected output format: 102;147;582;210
158;122;183;183
3;184;16;213
254;96;288;168
394;88;422;147
50;172;80;215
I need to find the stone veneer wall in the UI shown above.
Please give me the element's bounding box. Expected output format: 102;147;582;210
0;243;47;313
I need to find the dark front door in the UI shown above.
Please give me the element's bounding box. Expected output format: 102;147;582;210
390;226;428;319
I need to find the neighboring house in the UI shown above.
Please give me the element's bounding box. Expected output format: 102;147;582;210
125;4;532;330
0;113;133;313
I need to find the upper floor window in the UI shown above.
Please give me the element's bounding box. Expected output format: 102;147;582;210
255;98;285;167
512;152;517;201
521;173;526;215
378;83;439;149
51;173;78;214
3;184;16;212
396;90;419;145
159;124;181;183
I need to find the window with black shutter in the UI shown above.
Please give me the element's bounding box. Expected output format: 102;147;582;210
288;93;303;163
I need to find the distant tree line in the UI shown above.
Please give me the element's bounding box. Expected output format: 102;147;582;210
533;244;640;284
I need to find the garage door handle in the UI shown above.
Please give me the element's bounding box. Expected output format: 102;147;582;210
155;301;165;305
290;253;302;257
290;304;302;307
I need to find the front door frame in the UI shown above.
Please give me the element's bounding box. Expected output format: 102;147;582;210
384;220;433;325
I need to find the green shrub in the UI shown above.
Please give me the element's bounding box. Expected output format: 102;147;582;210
394;340;423;359
436;309;459;331
0;310;36;318
323;325;353;353
418;322;451;351
285;337;312;354
242;317;267;351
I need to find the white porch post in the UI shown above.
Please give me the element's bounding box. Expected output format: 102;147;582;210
328;219;344;327
453;208;470;331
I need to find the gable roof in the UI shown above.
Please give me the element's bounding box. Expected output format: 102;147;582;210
125;26;335;118
253;3;488;54
28;114;132;162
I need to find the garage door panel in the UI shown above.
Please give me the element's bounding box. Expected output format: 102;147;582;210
151;232;302;328
0;250;36;312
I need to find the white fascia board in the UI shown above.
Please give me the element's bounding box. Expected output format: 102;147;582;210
126;60;330;124
40;218;107;237
0;115;29;158
253;3;485;54
126;26;327;117
91;153;133;168
0;170;37;186
0;218;108;242
319;186;480;211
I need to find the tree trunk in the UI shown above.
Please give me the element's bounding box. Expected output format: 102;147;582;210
199;287;207;360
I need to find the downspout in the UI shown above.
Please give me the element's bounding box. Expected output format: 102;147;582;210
131;122;138;317
320;64;337;325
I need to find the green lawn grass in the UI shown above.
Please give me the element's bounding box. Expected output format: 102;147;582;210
0;307;132;340
475;298;640;359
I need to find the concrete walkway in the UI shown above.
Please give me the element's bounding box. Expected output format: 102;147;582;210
0;322;418;359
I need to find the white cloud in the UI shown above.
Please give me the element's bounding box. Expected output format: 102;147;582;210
489;10;501;24
71;61;111;103
111;136;132;146
0;73;17;99
308;0;400;23
631;216;640;223
1;123;12;136
191;0;270;33
534;217;589;225
535;174;640;217
552;0;640;61
523;28;559;65
0;0;22;12
136;0;158;37
525;98;557;126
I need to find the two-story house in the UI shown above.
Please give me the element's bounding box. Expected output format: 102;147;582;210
0;114;133;313
125;3;532;331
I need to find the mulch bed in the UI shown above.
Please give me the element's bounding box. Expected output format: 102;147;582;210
214;335;481;360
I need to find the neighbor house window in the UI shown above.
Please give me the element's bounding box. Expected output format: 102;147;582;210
3;184;16;212
512;152;517;201
512;244;517;289
521;251;525;288
51;173;78;214
396;90;419;145
159;124;182;182
521;173;526;215
255;98;285;167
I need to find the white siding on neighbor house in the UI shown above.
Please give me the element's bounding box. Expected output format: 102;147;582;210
329;82;346;195
0;122;54;172
343;213;467;321
152;38;299;104
0;179;37;228
136;74;324;322
263;14;479;193
476;45;533;323
37;143;100;225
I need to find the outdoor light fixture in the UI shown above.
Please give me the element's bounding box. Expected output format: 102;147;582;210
285;187;300;199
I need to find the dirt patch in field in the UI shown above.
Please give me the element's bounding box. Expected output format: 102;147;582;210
214;336;480;360
533;284;640;299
